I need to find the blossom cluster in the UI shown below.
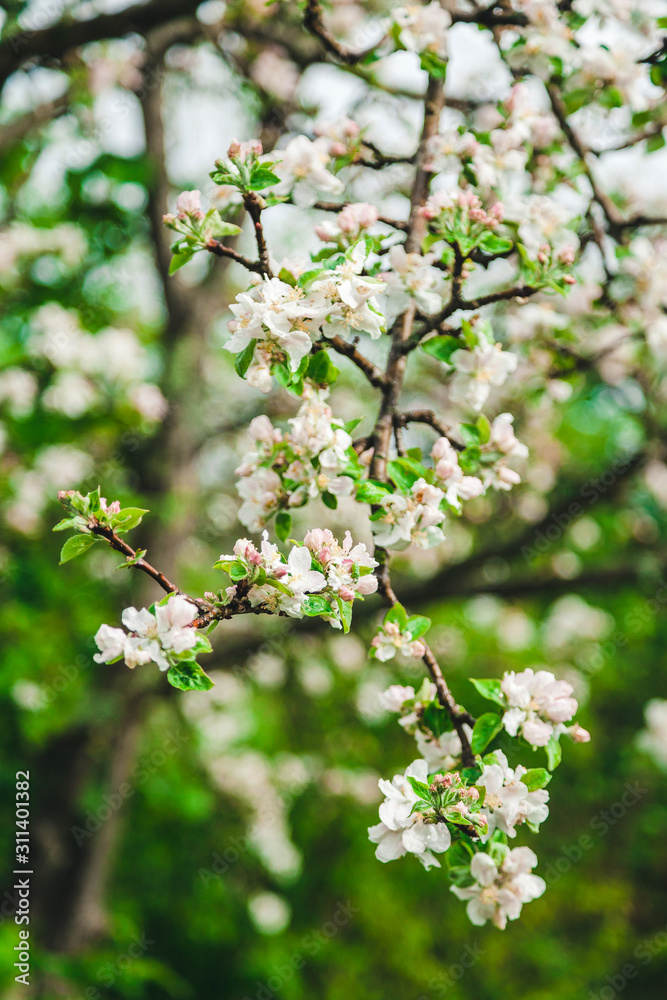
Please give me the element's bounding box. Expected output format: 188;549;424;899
225;242;385;393
216;528;377;629
0;303;167;423
94;594;204;671
234;390;358;531
367;410;528;551
472;668;590;749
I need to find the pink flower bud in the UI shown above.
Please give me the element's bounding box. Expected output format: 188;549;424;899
338;586;355;601
563;274;577;285
356;574;378;596
176;189;202;217
569;723;591;743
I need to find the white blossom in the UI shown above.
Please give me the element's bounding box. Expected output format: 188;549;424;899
449;343;518;412
392;3;451;60
272;135;344;205
476;750;549;839
368;759;451;869
94;595;198;671
451;846;546;929
500;668;578;746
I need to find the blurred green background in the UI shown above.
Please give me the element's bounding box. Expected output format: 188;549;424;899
1;1;667;998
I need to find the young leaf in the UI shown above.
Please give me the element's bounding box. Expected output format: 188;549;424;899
520;768;553;792
59;534;97;564
167;661;215;692
336;595;353;634
384;603;408;630
246;167;281;190
407;776;432;801
169;248;195;274
275;511;291;543
355;481;391;504
234;339;257;378
111;508;149;533
422;335;460;363
471;713;503;755
302;595;335;616
405;615;431;640
469;677;505;708
545;735;562;771
387;459;420;492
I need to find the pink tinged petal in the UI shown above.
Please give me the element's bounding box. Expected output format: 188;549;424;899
166;595;197;629
170;629;198;654
521;718;553;746
496;888;523;921
513;873;546;902
356;575;378;595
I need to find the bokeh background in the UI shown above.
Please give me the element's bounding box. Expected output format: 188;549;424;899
1;1;667;998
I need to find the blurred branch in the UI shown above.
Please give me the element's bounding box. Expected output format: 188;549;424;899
0;91;69;150
0;0;203;85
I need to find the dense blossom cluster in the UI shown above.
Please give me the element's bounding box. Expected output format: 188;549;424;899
94;595;202;671
234;391;357;531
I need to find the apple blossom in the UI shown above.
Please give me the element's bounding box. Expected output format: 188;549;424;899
451;846;546;929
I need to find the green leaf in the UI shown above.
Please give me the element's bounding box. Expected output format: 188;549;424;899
422;334;460;363
307;351;340;385
167;661;215;692
234;339;257;378
405;615;431;640
355;481;391;504
229;560;249;581
479;233;514;255
169;248;195;274
385;603;408;630
387;459;420;492
343;417;363;434
246;166;281;190
459;422;481;447
211;218;242;238
475;414;491;445
321;491;338;510
420;50;448;79
336;595;353;634
647;131;666;153
407;776;432;801
52;516;82;532
521;768;552;792
469;677;505;708
545;736;562;770
275;510;291;543
59;534;97;564
422;702;450;738
302;595;335;617
111;507;149;534
471;713;503;755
